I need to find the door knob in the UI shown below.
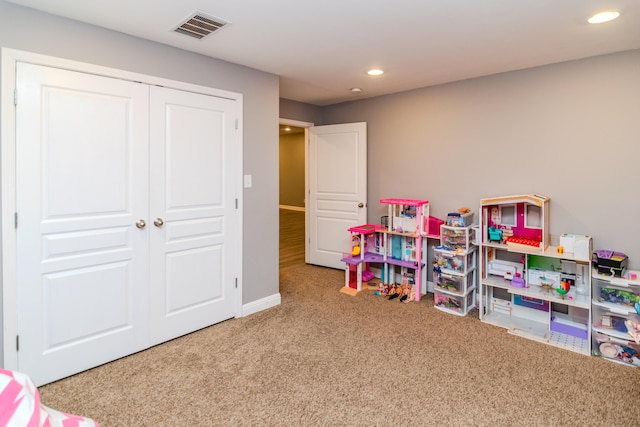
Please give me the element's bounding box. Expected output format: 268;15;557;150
154;218;164;227
358;203;364;208
135;219;146;229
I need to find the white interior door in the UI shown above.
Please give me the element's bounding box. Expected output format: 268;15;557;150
308;123;367;269
15;63;150;386
148;86;237;345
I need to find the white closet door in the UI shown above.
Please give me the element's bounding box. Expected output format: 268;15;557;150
16;63;150;386
148;86;238;345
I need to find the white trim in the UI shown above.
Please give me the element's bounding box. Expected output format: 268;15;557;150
279;205;305;212
279;118;314;266
241;293;281;317
1;49;19;369
1;48;244;371
279;118;314;128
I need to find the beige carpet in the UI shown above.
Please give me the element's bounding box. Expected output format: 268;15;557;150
40;265;640;426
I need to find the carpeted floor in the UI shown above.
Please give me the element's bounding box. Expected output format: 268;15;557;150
40;265;640;426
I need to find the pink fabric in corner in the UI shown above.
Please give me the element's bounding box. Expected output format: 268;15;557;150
0;369;99;427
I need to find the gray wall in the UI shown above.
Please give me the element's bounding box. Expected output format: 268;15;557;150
0;1;280;306
280;98;324;125
322;49;640;268
279;132;305;208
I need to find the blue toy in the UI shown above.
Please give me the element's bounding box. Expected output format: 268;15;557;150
488;226;503;243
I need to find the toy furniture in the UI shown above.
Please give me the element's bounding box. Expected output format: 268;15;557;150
478;193;594;355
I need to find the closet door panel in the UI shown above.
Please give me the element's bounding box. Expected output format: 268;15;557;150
15;63;150;386
149;86;237;345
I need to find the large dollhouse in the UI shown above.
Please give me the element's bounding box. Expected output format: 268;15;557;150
340;198;429;301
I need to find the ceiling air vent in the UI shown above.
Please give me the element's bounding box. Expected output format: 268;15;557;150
174;12;229;40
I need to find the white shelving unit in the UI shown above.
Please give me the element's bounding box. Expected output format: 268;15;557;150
591;269;640;367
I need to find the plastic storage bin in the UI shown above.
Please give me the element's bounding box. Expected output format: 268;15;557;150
592;331;640;367
433;247;477;275
446;212;474;227
434;271;475;295
440;225;474;252
592;304;638;337
593;278;640;311
434;289;475;316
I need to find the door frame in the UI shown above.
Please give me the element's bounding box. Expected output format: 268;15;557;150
1;48;244;370
279;118;313;264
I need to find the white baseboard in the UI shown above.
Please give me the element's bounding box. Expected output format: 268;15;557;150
241;292;282;317
279;205;305;212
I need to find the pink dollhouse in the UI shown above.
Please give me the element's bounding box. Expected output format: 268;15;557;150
340;198;429;301
341;224;386;295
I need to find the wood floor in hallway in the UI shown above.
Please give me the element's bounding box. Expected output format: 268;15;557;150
279;208;306;271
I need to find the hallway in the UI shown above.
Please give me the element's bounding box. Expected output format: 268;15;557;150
279;208;305;271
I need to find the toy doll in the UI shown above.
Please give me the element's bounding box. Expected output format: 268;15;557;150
388;284;399;300
400;284;415;303
432;261;441;285
625;320;640;344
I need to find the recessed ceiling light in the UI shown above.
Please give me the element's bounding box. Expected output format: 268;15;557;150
367;69;384;76
284;127;291;132
588;10;620;24
350;87;363;94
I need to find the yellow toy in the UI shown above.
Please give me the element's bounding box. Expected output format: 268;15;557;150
351;235;361;256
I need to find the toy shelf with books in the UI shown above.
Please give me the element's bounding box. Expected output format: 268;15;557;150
591;267;640;367
478;193;593;355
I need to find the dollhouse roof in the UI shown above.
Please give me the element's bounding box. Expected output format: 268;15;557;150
480;193;549;207
379;198;429;206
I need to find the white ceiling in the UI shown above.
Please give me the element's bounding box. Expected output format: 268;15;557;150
7;0;640;106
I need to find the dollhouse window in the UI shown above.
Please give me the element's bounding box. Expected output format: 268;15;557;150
499;205;516;226
525;204;542;229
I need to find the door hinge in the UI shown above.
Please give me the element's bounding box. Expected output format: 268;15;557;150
235;198;238;209
16;335;19;352
14;89;18;106
235;278;238;288
14;212;18;229
235;119;238;130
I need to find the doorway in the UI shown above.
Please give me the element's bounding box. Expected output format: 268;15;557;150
278;119;368;272
279;119;312;271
